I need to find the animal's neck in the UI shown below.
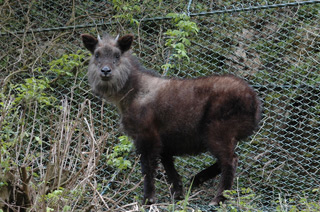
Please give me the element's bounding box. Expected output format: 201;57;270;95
114;69;145;110
117;69;166;113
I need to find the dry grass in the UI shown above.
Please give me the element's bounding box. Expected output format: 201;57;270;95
0;92;144;211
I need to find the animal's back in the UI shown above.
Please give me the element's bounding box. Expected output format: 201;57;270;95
124;74;260;156
154;74;260;131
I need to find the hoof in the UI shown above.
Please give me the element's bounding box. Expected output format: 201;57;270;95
209;199;219;206
143;197;156;205
172;190;184;200
170;182;184;200
209;195;226;206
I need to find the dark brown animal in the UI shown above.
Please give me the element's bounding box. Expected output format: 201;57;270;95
81;33;261;206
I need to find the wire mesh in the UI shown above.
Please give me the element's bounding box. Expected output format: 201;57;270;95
1;0;319;211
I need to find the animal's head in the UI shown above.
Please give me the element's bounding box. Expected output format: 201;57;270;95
81;33;134;98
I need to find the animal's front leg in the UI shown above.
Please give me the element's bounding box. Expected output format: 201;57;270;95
132;121;161;204
161;154;184;200
140;151;159;204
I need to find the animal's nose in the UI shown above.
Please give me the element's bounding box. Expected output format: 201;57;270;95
101;66;111;74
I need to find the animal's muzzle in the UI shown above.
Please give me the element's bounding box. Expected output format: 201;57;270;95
100;66;112;80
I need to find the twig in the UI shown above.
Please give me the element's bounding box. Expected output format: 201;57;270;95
250;116;269;144
20;166;32;208
89;181;110;209
109;179;143;212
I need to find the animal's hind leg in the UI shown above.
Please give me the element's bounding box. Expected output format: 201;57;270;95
210;153;239;206
191;161;221;188
161;154;184;200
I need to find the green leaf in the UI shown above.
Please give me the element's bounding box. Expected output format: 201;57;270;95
35;136;42;145
63;206;71;212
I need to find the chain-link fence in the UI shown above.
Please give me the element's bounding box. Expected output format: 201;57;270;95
1;0;320;211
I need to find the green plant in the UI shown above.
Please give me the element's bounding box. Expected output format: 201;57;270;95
215;187;320;212
0;51;89;211
112;0;141;25
175;183;201;212
217;187;262;212
162;13;199;74
0;92;22;172
107;136;133;170
48;50;87;77
275;192;320;212
45;188;74;212
46;188;64;203
8;51;87;109
11;76;57;108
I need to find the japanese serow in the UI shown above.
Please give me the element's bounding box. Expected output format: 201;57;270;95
81;33;261;206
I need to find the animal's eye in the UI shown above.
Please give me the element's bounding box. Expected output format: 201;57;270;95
115;53;120;59
95;52;100;58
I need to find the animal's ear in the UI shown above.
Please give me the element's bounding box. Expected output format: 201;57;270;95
117;34;134;53
81;34;99;53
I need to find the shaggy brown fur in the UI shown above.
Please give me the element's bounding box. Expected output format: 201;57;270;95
81;33;261;206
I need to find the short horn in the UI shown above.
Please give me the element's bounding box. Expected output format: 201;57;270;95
115;34;120;41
